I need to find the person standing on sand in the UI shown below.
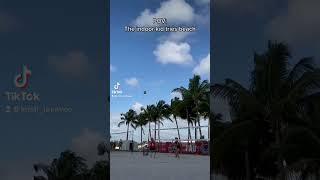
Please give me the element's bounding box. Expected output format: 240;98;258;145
143;143;148;156
174;137;181;159
129;140;134;154
119;139;123;151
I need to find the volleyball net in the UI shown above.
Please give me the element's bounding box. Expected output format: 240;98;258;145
110;125;210;155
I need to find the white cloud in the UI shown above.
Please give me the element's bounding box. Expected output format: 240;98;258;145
110;64;116;72
154;40;193;65
71;129;105;167
125;77;139;87
133;0;196;26
110;112;132;141
166;31;193;42
132;102;144;114
193;53;210;76
135;0;209;68
170;91;183;100
110;113;122;132
48;51;91;79
266;0;320;45
153;29;195;58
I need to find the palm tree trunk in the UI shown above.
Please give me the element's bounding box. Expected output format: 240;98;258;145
174;117;181;139
208;118;210;140
194;124;197;140
154;122;157;140
148;122;151;141
195;104;202;138
198;119;202;138
186;109;192;141
126;124;129;141
141;127;143;144
186;108;190;141
188;122;191;140
158;122;161;152
158;122;160;142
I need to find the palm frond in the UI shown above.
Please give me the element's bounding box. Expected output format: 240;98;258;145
117;121;125;127
287;57;315;85
286;70;320;100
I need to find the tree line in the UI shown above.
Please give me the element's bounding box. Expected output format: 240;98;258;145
117;75;210;144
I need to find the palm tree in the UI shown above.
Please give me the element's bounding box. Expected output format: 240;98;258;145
173;75;209;140
33;150;88;180
199;90;211;139
173;85;197;141
151;105;158;141
34;146;110;180
134;112;148;144
141;105;157;141
154;100;171;142
97;141;109;161
170;97;182;140
174;92;196;142
189;75;210;139
118;109;137;141
211;41;320;179
90;160;109;180
209;112;224;176
95;141;109;180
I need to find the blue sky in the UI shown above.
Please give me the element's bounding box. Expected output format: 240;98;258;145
110;0;210;141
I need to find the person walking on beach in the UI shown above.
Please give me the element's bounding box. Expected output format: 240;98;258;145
149;138;156;158
119;139;123;151
129;140;134;154
174;137;181;159
143;143;148;156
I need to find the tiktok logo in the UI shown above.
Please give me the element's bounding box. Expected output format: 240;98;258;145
3;65;40;103
112;82;123;96
114;82;121;90
14;65;32;89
